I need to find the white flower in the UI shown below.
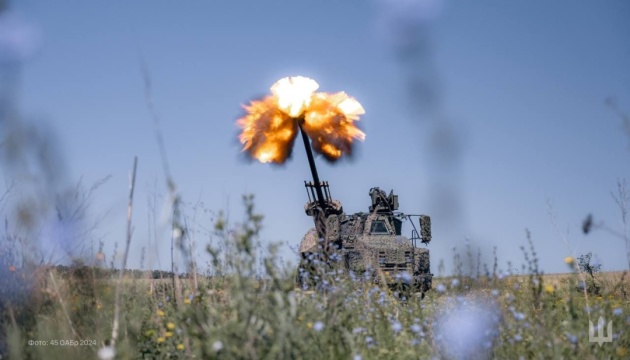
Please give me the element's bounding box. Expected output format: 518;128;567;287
313;321;324;332
436;284;446;293
212;340;223;352
97;346;115;360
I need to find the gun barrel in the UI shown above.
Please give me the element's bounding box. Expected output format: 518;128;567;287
298;120;326;209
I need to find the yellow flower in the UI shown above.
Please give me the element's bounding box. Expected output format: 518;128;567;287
564;257;574;265
177;344;185;350
616;347;628;357
167;322;175;330
157;310;165;317
544;284;554;294
145;329;155;337
165;331;173;338
184;298;191;304
307;322;313;329
156;337;165;343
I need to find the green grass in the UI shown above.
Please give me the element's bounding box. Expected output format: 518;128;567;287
2;198;629;359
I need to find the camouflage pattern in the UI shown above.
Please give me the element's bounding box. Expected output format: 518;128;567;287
299;187;433;294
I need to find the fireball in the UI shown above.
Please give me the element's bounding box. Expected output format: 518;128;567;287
237;76;365;164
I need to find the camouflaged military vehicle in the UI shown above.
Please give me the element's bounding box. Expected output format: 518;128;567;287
297;180;433;295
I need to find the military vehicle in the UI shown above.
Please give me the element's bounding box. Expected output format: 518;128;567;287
295;132;433;295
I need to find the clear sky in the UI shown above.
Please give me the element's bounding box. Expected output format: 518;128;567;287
2;0;630;274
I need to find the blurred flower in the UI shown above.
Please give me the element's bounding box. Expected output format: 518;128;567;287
177;343;185;351
165;331;173;338
544;284;554;294
410;324;422;334
491;289;499;296
307;322;313;329
167;322;175;330
156;337;165;343
434;296;500;359
157;310;165;317
617;347;628;357
613;308;623;316
391;321;403;333
451;278;460;287
565;332;577;344
184;298;191;304
513;334;522;342
436;284;446;293
212;340;223;352
514;312;525;321
0;11;41;63
564;257;574;266
353;354;362;360
97;346;115;360
313;321;324;332
353;327;365;334
145;329;155;337
396;271;412;284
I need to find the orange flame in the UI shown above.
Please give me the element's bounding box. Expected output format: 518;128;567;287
237;77;365;164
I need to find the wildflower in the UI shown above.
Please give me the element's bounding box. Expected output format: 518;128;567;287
391;321;403;333
410;324;422;334
97;346;115;360
513;334;522;342
167;322;175;330
436;284;446;293
184;298;191;305
544;284;554;294
565;332;577;344
564;257;574;266
616;347;628;357
145;329;155;337
353;327;365;334
514;312;525;321
365;336;374;345
491;289;499;296
451;278;460;287
157;310;165;317
613;308;623;316
177;344;185;350
313;321;324;332
307;322;313;329
353;354;362;360
165;331;173;338
156;337;165;343
212;340;223;352
396;271;412;284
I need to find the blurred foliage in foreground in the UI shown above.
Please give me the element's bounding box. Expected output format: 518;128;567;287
1;196;629;360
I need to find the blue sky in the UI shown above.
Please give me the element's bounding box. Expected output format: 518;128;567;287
3;0;630;274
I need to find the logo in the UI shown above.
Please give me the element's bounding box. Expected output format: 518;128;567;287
589;317;613;346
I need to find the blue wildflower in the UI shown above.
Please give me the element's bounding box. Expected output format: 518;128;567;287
391;321;403;333
613;308;622;316
313;321;324;332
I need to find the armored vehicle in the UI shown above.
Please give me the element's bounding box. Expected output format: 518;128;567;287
297;179;433;294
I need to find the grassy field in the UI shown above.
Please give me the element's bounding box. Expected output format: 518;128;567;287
1;203;629;360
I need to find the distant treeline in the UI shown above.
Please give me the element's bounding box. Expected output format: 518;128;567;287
50;264;199;280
